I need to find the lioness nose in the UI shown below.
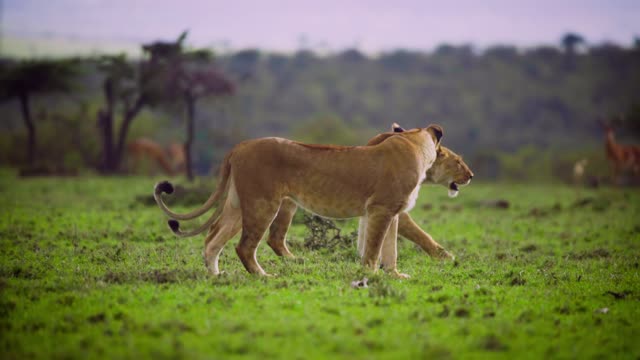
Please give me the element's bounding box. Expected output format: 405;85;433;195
469;175;473;179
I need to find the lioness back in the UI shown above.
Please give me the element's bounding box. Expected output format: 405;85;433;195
229;135;432;218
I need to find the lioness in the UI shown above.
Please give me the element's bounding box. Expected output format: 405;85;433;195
359;124;473;276
155;125;443;275
266;124;473;278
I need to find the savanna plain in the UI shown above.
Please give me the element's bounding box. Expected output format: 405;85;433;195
1;171;639;359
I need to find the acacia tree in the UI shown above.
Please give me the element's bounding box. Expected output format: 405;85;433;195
96;55;144;172
561;32;585;55
143;32;234;181
95;49;180;173
0;60;77;166
180;64;234;180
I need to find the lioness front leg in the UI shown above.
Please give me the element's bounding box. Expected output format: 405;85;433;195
398;212;454;260
362;206;395;271
357;216;367;258
380;216;410;278
266;198;297;258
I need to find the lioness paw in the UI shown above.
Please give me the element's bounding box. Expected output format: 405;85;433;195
438;249;455;261
390;270;411;279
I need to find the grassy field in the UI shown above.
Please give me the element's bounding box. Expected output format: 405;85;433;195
1;171;639;359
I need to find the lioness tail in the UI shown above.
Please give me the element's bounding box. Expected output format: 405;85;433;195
153;151;232;221
166;211;221;237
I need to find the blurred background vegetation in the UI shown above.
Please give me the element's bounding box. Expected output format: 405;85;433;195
1;32;639;182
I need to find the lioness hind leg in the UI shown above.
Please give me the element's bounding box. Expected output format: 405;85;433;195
236;200;281;276
267;198;297;258
203;202;242;275
362;205;395;271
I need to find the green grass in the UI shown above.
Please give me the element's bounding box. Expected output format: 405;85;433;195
1;172;639;359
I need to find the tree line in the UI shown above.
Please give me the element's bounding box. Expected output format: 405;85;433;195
1;33;639;181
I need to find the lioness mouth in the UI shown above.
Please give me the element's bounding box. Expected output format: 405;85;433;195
448;182;459;198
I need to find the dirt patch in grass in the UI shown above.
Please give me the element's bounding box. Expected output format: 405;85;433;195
507;271;526;286
517;310;534;323
102;269;203;284
605;290;633;300
437;305;450;318
161;320;194;333
568;248;610;260
527;203;562;218
481;335;508;351
368;279;406;303
87;313;107;324
0;300;17;317
478;199;510;209
571;197;611;212
454;308;471;318
483;311;496;318
1;266;40;280
57;295;76;307
440;204;464;212
519;244;538;253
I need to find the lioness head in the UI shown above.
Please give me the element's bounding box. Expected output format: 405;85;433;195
426;147;473;197
391;123;473;198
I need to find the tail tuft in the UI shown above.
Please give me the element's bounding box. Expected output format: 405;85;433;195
155;181;174;195
168;219;180;233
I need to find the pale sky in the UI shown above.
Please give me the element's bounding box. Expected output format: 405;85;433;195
3;0;640;54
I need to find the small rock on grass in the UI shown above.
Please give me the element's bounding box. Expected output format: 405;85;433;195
351;277;368;289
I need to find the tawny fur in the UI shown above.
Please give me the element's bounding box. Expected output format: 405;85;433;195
167;142;186;174
360;145;473;277
155;125;443;276
270;145;473;278
127;138;185;176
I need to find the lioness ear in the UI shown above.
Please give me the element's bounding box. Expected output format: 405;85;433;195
391;122;405;133
426;124;443;146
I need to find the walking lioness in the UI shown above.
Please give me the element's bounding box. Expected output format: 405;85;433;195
267;124;473;278
154;125;443;275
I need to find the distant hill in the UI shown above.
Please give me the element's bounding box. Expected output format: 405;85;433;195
2;33;141;58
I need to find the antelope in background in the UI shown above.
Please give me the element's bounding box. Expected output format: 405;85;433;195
573;158;588;185
601;119;640;184
126;138;186;176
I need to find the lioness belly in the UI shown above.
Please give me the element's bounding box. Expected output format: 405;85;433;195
289;194;365;219
403;184;420;212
